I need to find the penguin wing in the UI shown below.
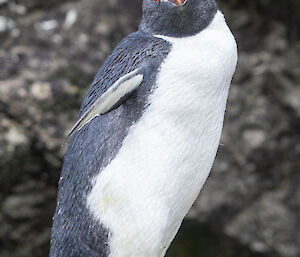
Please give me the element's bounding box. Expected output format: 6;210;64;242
64;67;145;144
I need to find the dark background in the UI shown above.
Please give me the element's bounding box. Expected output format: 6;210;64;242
0;0;299;256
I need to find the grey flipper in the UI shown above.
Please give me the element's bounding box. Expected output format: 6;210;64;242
64;67;145;144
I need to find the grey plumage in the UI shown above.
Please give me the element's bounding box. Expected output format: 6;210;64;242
50;32;171;257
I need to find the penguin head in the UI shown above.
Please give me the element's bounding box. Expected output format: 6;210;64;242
140;0;218;37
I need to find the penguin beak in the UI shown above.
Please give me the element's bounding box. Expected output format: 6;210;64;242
154;0;187;6
168;0;187;5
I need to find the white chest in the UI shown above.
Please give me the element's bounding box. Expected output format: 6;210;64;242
87;11;237;257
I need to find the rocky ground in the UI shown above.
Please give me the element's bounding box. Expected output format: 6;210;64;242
0;0;299;256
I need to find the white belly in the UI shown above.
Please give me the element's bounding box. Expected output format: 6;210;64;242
87;11;237;257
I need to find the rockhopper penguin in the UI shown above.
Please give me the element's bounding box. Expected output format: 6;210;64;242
50;0;237;256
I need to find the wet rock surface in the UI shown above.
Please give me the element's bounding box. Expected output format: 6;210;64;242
0;0;299;256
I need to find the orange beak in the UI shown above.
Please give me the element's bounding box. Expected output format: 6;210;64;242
154;0;187;6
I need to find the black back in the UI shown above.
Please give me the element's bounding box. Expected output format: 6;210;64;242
50;31;171;257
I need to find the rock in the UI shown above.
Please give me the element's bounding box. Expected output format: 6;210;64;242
63;9;77;29
38;19;58;31
0;0;8;6
0;15;15;32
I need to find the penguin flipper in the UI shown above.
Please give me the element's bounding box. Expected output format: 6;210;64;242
63;67;144;145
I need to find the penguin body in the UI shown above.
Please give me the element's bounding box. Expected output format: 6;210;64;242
88;11;237;257
50;32;171;257
50;1;237;256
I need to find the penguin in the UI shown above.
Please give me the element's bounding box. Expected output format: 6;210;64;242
50;0;237;256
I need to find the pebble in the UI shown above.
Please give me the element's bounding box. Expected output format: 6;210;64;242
0;16;15;33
